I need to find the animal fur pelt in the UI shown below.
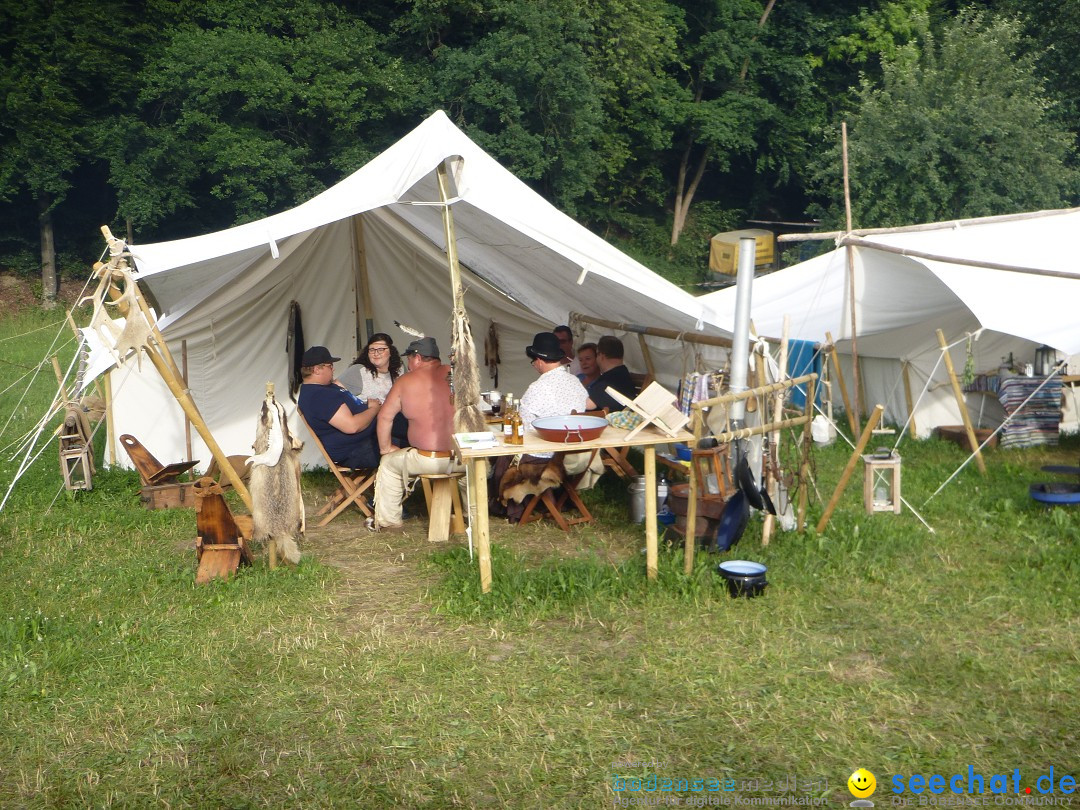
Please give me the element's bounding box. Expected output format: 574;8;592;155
247;389;305;565
497;456;566;504
287;301;304;402
484;321;500;387
451;307;486;433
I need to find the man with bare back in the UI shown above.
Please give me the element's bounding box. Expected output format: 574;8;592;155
372;337;463;532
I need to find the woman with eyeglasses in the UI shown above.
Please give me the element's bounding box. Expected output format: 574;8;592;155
338;333;404;402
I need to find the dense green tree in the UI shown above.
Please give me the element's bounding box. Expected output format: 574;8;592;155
0;1;142;304
104;0;420;237
807;10;1079;229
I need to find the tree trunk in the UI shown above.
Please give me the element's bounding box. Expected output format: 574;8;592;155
38;193;58;309
669;0;777;246
670;143;711;246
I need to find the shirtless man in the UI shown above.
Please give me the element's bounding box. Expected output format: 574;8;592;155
372;336;464;531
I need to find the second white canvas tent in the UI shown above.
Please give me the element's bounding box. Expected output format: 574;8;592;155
104;110;724;469
697;208;1080;437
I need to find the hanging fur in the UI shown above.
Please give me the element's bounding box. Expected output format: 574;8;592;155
247;388;305;565
287;301;304;401
484;320;501;387
450;306;486;433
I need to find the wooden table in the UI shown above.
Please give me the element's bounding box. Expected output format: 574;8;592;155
454;425;694;593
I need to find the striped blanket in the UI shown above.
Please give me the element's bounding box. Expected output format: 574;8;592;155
997;376;1062;449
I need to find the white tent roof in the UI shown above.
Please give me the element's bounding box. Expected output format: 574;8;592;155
696;208;1080;436
132;109;713;336
699;208;1080;356
110;111;723;469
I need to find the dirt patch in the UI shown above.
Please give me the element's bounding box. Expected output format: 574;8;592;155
0;272;88;318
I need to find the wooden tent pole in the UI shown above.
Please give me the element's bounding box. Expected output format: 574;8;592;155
436;162;484;435
182;340;193;463
815;404;884;534
352;215;375;345
936;328;987;475
841;122;861;434
572;313;733;347
637;333;657;382
94;246;253;507
683;406;703;575
144;343;253;509
761;316;789;545
103;370;115;465
796;376;814;532
825;331;857;437
778;206;1080;243
902;361;918;437
839;236;1080;282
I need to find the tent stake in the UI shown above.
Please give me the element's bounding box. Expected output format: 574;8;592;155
936;328;987;475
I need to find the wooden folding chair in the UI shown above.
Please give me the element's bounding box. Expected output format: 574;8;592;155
297;410;376;527
572;407;636;479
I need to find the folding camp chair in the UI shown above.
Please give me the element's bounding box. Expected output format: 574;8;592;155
297;410;376;527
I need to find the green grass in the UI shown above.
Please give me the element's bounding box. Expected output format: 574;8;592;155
1;309;1078;808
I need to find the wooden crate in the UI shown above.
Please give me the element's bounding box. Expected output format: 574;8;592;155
140;481;197;510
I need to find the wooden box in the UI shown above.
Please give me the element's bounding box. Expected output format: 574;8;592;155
140;481;197;510
936;425;998;450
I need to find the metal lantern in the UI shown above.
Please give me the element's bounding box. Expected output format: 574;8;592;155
1034;345;1058;377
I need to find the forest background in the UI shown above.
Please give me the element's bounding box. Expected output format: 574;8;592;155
2;0;1078;306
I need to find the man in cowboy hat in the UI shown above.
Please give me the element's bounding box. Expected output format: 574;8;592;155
490;332;602;520
371;336;463;532
519;332;591;444
297;346;382;469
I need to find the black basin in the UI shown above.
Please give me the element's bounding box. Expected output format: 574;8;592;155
717;560;768;598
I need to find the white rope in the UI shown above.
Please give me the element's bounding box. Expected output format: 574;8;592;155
924;363;1067;505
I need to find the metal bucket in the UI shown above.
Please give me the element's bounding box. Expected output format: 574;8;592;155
629;476;647;523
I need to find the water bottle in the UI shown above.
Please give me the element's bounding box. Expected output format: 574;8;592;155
657;476;669;511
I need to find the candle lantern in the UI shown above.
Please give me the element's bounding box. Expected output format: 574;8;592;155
862;450;901;514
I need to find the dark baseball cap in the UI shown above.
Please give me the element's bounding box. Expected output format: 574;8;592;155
301;346;340;366
403;336;439;358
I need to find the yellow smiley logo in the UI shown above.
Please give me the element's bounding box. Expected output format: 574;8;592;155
848;768;877;798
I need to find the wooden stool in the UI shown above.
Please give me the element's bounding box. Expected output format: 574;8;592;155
419;473;466;543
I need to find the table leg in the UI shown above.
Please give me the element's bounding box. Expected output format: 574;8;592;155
644;445;657;581
470;457;491;593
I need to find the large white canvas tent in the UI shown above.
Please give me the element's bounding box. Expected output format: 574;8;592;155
697;209;1080;437
105;110;724;469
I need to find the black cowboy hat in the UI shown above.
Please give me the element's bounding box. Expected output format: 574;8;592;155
525;332;566;362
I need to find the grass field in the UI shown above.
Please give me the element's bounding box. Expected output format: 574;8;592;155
1;308;1078;808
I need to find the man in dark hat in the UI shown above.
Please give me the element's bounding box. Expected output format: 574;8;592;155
297;346;382;469
372;336;463;532
518;332;590;452
490;332;600;520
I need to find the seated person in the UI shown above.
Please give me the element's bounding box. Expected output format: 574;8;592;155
338;332;409;446
492;332;602;519
553;324;580;376
576;341;600;387
372;337;464;531
586;335;639;412
297;346;381;470
338;332;404;402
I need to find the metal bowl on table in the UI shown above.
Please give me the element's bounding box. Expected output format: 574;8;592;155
532;415;608;443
